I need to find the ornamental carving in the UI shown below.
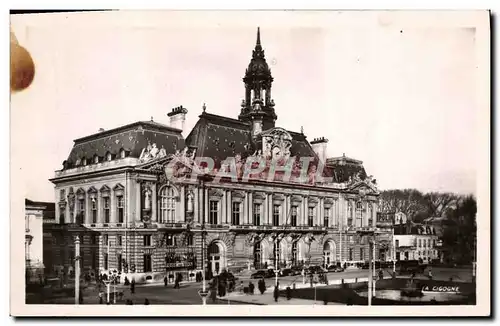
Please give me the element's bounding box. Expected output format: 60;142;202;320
139;141;168;162
260;127;293;161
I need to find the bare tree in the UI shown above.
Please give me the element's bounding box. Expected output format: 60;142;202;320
423;192;459;217
379;189;426;219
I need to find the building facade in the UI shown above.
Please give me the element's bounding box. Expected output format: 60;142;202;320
49;28;392;283
393;213;440;263
25;199;55;283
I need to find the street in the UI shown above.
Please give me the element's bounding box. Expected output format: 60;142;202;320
33;266;473;305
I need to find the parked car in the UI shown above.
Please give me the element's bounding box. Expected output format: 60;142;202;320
307;265;326;274
250;269;275;279
327;265;345;273
279;268;298;276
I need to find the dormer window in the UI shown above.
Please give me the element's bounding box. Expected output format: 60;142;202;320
93;155;99;164
82;158;87;166
120;149;126;159
106;152;112;161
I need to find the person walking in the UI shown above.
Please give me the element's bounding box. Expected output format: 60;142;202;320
273;286;279;302
130;279;135;294
164;275;168;287
428;268;433;280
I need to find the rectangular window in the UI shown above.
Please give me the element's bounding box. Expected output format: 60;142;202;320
418;239;421;247
308;207;314;227
349;248;353;261
91;235;98;245
103;234;109;246
143;234;152;247
104;197;110;223
231;202;240;225
117;253;122;271
117;196;124;223
117;235;122;246
324;208;330;227
253;203;261;226
92;251;98;269
395;239;399;248
91;198;97;223
104;253;108;270
273;205;280;226
360;248;364;261
290;206;297;226
78;199;85;223
143;254;152;273
209;201;219;225
161;192;175;223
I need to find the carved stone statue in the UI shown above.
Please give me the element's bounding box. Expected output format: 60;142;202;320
186;191;194;213
150;143;159;158
158;145;167;158
144;188;152;210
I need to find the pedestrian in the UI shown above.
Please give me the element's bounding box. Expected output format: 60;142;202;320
144;298;150;305
174;274;180;289
248;281;255;295
130;279;135;294
378;269;384;280
164;275;168;287
428;268;433;280
273;286;279;302
98;291;103;304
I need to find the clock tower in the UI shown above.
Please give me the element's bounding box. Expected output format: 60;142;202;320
238;27;277;135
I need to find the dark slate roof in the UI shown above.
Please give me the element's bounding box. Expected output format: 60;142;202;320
63;121;184;169
394;222;436;236
185;112;319;167
325;158;367;183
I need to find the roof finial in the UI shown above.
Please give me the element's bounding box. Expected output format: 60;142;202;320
202;103;206;113
150;116;153;122
300;126;304;134
256;27;261;46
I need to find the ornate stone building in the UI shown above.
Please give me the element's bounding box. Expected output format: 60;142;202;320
49;28;390;282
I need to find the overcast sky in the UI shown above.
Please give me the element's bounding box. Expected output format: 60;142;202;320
11;11;480;202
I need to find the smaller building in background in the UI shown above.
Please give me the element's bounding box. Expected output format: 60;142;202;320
25;199;55;283
393;212;439;263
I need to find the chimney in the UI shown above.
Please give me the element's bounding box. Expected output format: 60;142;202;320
310;137;329;163
98;128;105;132
167;106;188;133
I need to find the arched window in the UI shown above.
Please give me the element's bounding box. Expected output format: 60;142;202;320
106;152;112;161
160;186;176;223
119;149;126;159
82;158;87;166
93;155;99;164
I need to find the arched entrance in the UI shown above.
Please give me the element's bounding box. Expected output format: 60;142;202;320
323;240;337;268
207;241;226;276
254;242;262;269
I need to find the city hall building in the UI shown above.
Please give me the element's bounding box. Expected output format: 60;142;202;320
48;29;392;282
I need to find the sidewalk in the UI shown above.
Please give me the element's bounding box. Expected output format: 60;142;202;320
218;291;344;305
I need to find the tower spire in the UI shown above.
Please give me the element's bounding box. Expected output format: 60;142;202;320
256;27;261;47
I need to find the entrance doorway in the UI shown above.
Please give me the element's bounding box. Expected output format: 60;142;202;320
323;240;336;268
254;242;262;270
208;241;225;276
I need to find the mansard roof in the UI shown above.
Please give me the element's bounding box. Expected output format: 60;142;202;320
185;111;319;167
63;120;184;170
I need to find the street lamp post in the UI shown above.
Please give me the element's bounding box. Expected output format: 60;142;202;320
358;229;375;306
74;236;80;305
106;240;111;303
198;173;213;305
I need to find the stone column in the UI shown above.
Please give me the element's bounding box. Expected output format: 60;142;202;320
193;186;199;223
179;185;185;223
263;193;268;225
268;193;273;225
110;193;116;224
226;190;232;224
204;188;209;224
221;189;227;224
248;192;253;225
319;198;324;227
243;192;248;225
304;196;309;226
372;201;378;227
135;182;141;222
